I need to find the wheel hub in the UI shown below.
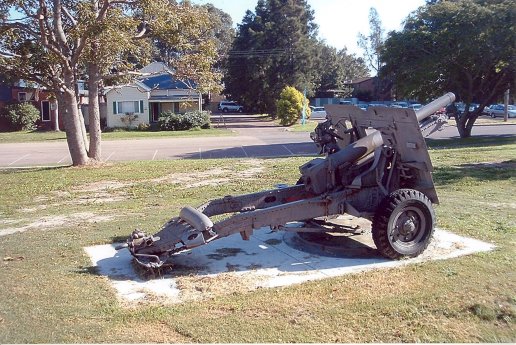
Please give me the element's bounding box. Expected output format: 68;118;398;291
401;218;416;235
394;211;421;242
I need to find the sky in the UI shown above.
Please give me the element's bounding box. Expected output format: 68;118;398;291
192;0;426;57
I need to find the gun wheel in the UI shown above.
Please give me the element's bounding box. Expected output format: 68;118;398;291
372;189;435;259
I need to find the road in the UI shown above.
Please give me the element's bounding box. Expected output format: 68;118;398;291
0;114;514;168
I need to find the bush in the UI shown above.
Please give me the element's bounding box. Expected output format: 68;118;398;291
136;123;150;131
276;86;310;126
0;102;40;131
158;110;211;131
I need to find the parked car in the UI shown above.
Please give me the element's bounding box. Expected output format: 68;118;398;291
309;106;327;119
218;101;244;113
483;104;495;115
390;101;409;108
339;100;352;105
486;104;516;118
408;103;422;110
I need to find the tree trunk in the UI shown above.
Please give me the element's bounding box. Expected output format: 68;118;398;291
456;109;480;138
77;105;89;151
52;99;60;131
87;63;102;161
59;72;90;166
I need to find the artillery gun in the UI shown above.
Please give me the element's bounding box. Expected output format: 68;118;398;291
118;93;455;268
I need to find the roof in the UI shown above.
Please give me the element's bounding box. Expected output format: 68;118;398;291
346;77;374;85
139;62;173;75
104;81;151;95
140;74;196;90
149;95;200;102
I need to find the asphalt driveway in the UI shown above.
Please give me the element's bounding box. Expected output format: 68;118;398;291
0;114;514;168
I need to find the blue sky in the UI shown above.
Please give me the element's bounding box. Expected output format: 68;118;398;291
192;0;426;56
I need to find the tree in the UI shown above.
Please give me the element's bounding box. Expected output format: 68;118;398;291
276;85;310;126
198;3;234;71
312;43;369;96
224;0;319;114
381;0;515;137
357;7;385;75
1;0;221;165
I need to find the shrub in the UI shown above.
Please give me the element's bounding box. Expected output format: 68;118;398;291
0;102;40;131
275;86;311;126
158;110;211;131
119;113;138;128
137;123;150;131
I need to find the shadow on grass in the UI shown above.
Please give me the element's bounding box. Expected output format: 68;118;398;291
111;235;129;243
0;165;71;173
426;135;516;150
433;159;516;185
74;265;101;276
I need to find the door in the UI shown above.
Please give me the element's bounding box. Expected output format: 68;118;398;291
41;101;51;122
151;103;161;123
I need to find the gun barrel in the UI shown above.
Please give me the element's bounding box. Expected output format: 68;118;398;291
416;92;455;122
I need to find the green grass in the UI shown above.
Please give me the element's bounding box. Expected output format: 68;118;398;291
0;137;515;343
0;127;233;143
288;120;319;132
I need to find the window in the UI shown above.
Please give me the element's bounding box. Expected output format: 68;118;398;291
113;100;144;114
18;92;27;102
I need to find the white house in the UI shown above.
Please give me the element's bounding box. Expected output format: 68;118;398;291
105;63;202;128
105;81;151;128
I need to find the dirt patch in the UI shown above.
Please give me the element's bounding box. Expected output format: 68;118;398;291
238;159;265;178
151;167;232;187
0;212;115;237
458;161;516;169
175;272;263;302
150;161;265;189
73;180;134;192
478;202;516;209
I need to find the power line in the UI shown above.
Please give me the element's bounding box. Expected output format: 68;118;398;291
227;48;291;58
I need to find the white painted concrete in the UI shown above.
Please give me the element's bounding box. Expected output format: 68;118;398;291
85;228;494;304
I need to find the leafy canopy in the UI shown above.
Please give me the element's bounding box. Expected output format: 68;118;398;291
381;0;515;137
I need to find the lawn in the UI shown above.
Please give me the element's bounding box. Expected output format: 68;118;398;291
0;137;514;343
0;127;232;143
288;120;319;132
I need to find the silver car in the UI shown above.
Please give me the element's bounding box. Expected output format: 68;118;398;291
486;104;516;118
309;106;327;119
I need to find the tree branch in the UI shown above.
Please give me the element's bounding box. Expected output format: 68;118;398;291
61;5;78;27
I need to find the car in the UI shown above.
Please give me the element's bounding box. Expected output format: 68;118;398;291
486;104;516;118
390;101;409;108
369;103;388;107
309;106;327;119
408;103;423;110
218;101;244;113
339;100;352;105
483;104;495;115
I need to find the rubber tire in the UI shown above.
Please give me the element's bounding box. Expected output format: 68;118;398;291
491;113;496;118
238;108;243;113
222;108;228;113
372;189;435;259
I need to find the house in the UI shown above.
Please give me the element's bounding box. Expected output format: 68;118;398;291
105;63;202;128
0;83;61;130
345;76;393;102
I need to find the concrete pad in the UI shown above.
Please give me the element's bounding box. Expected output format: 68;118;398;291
84;228;494;304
